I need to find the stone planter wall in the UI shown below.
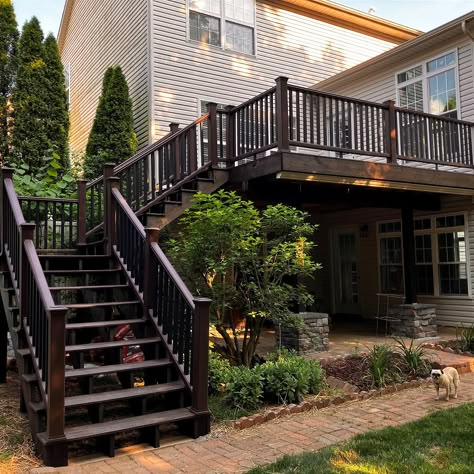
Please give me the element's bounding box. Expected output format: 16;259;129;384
388;303;437;339
277;312;329;354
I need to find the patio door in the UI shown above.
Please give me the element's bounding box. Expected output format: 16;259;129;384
333;229;361;314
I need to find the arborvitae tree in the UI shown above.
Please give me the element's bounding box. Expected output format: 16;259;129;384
11;17;49;171
0;0;19;164
84;66;137;179
44;33;69;167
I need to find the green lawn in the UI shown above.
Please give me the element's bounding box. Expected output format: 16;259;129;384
248;403;474;474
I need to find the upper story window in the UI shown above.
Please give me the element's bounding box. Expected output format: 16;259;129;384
396;51;458;118
188;0;255;55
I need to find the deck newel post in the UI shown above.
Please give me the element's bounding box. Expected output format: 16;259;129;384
76;179;87;247
0;296;7;384
401;207;417;304
106;177;121;255
191;297;211;435
225;105;235;165
207;102;218;167
275;76;290;152
143;227;159;315
169;122;179;134
384;100;397;164
103;163;116;255
1;167;14;255
20;223;35;324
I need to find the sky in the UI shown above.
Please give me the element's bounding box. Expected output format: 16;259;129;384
12;0;474;37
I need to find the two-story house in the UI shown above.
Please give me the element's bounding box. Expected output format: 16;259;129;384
310;12;474;329
58;0;419;155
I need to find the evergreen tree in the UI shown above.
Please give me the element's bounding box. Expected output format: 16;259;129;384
0;0;18;164
84;66;137;179
11;17;49;171
44;33;69;167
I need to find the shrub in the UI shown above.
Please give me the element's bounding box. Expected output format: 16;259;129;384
307;359;325;394
226;366;263;410
364;344;394;388
457;324;474;353
393;337;430;377
208;351;231;393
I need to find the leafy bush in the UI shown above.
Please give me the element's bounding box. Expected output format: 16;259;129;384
307;359;325;394
208;351;231;393
364;344;395;388
393;337;430;377
457;324;474;353
226;366;263;410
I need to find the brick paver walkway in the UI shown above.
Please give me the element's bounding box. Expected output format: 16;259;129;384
33;371;474;474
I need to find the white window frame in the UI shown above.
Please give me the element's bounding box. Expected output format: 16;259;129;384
376;212;471;298
186;0;257;56
395;49;461;118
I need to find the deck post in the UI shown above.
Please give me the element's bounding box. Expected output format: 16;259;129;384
275;77;290;152
103;163;116;255
191;297;211;435
143;227;159;314
1;168;14;256
76;179;87;247
0;299;7;384
384;100;397;164
169;122;179;134
20;223;36;323
207;102;218;167
225;105;235;165
106;177;121;255
401;207;417;304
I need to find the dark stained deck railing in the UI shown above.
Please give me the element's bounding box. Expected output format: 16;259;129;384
109;181;210;412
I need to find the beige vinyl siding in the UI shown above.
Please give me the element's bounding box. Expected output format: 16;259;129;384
458;43;474;122
316;195;474;327
60;0;149;158
150;0;398;139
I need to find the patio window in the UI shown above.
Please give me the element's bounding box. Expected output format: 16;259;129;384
377;213;468;297
396;51;458;118
189;0;255;54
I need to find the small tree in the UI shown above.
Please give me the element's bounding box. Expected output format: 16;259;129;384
0;0;18;164
84;66;137;179
169;191;320;367
11;17;49;171
43;33;69;168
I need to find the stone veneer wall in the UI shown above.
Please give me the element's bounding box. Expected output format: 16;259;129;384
277;312;329;354
388;303;437;339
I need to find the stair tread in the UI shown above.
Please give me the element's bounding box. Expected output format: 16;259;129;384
64;300;140;309
65;359;172;379
50;284;129;291
39;255;109;259
31;381;185;412
66;337;161;352
37;407;195;443
66;318;147;330
43;269;120;274
22;373;38;384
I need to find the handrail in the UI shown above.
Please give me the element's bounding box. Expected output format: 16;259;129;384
231;86;277;112
19;196;79;204
5;178;26;227
394;105;473;126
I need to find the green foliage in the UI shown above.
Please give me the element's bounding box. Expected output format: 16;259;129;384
208;351;231;393
11;17;49;171
84;66;137;179
226;366;263;410
12;151;75;198
456;324;474;353
43;34;69;167
0;0;18;163
169;190;320;367
364;344;394;388
393;337;430;377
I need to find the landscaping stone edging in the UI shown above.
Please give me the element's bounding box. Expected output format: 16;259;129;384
233;377;431;430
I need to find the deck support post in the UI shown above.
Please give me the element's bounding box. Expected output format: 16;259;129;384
401;207;417;304
384;100;397;164
207;102;218;167
76;179;87;247
275;77;290;152
143;227;159;314
191;297;211;436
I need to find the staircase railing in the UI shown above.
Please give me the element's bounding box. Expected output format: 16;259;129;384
1;167;67;451
108;178;210;416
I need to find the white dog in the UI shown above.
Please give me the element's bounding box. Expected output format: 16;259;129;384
431;367;460;401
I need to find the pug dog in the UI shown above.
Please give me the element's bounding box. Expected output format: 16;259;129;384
431;367;460;401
